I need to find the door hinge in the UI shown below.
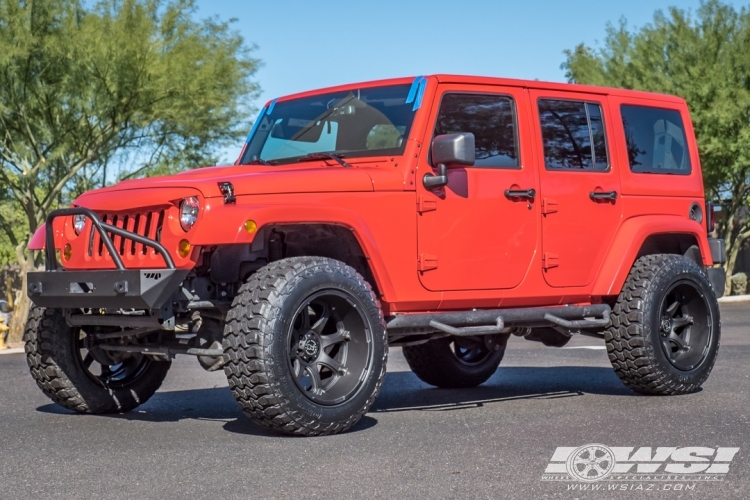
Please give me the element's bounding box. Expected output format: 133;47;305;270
418;254;438;272
543;252;559;270
417;195;437;214
542;198;558;215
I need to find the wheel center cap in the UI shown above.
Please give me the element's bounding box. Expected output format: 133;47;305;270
303;338;319;357
298;333;321;361
661;317;672;332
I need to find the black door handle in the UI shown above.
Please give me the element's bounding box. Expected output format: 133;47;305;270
589;191;617;201
504;188;536;200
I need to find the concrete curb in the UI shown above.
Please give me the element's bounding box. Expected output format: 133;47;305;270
718;295;750;304
0;347;24;356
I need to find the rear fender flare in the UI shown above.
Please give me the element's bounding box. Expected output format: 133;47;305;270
591;215;712;297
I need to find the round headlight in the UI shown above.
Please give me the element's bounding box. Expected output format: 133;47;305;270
73;214;87;235
180;197;200;232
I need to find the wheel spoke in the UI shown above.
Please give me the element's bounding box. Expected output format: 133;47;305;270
308;365;323;392
662;339;674;358
293;359;305;378
82;352;94;369
668;331;687;351
317;352;343;374
301;307;311;331
671;316;693;329
320;330;347;349
665;300;681;317
310;302;331;335
592;463;608;475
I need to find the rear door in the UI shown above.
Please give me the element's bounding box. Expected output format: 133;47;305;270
529;90;623;287
416;84;538;291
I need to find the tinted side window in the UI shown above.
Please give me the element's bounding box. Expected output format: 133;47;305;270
538;100;609;171
434;93;519;168
621;105;691;174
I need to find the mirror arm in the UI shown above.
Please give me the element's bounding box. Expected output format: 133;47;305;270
423;163;448;188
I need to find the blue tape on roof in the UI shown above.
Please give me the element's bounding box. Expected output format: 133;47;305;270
413;78;427;111
405;76;423;105
246;106;267;143
267;98;278;116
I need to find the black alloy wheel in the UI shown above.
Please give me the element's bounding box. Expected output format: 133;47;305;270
76;329;152;388
658;281;713;371
450;337;495;366
402;334;509;388
223;257;387;436
288;291;374;406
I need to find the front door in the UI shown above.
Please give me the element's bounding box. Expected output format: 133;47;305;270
529;90;623;287
416;85;538;291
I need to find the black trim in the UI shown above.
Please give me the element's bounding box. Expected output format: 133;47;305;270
708;238;726;264
44;207;175;271
706;268;725;299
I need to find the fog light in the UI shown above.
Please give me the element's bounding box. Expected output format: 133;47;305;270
178;239;191;258
63;244;72;261
244;220;257;234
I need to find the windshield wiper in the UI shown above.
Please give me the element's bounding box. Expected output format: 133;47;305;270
244;158;275;166
297;152;352;168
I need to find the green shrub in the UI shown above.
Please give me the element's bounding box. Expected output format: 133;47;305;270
731;272;748;296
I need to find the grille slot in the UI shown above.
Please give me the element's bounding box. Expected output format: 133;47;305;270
90;210;165;260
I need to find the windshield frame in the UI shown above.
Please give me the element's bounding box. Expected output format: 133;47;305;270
239;80;419;166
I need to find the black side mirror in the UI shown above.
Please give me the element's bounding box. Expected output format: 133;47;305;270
424;133;475;188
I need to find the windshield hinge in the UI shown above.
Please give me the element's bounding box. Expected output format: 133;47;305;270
218;182;236;204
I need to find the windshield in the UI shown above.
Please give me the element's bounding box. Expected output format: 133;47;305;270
240;84;417;165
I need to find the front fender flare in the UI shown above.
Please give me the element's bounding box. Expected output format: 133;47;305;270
190;202;396;300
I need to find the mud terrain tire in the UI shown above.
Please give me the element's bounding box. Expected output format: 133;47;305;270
223;257;387;436
24;307;171;413
402;335;508;388
606;254;720;395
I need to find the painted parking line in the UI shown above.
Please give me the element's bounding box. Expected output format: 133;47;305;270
561;345;608;350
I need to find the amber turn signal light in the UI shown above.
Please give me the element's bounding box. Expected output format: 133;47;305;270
178;239;191;258
244;220;257;234
62;244;72;261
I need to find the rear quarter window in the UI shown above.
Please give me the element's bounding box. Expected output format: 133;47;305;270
620;105;691;175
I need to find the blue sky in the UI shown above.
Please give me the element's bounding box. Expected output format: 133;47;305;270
194;0;714;162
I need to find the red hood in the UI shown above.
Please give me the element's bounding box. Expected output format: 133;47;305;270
82;160;404;199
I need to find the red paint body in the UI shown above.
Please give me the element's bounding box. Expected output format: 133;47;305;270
33;75;712;315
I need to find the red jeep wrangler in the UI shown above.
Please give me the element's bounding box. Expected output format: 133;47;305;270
25;75;726;436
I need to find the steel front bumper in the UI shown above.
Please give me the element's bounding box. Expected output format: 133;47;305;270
27;269;189;310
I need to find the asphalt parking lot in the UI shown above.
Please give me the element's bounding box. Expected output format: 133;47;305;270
0;303;748;499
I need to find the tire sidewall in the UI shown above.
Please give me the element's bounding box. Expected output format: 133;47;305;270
268;265;386;425
643;259;720;385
